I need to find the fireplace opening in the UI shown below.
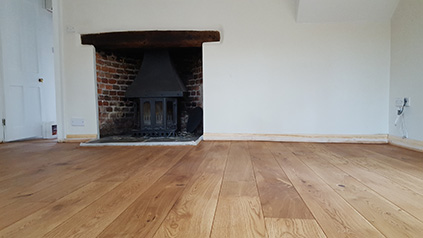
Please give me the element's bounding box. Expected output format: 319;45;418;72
95;48;203;139
83;30;220;143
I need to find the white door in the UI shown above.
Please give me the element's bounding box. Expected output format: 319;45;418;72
0;0;43;141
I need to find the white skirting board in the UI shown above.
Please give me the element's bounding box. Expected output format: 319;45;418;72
388;135;423;152
203;133;388;144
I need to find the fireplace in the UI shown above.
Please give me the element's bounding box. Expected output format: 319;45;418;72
125;50;186;136
82;31;220;138
137;98;177;136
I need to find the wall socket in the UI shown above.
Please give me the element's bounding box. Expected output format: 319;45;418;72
71;118;85;126
395;97;411;107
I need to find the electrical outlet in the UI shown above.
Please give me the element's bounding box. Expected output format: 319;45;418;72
395;97;411;107
65;25;76;33
71;118;85;126
395;98;403;107
404;97;410;107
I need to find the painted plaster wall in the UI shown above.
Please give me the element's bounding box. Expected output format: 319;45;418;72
390;0;423;141
55;0;390;139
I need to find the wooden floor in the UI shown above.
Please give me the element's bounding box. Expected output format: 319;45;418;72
1;141;423;237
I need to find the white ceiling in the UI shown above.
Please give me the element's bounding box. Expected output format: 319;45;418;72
296;0;400;23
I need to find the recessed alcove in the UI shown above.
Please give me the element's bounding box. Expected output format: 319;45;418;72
81;31;220;142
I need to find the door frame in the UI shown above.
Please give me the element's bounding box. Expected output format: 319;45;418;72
0;25;5;142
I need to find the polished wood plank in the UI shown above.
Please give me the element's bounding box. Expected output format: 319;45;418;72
0;147;147;230
211;181;266;238
330;144;423;196
223;141;256;182
1;140;423;237
211;142;266;238
154;142;230;238
316;144;423;222
265;218;327;238
0;147;136;207
331;144;423;184
268;143;385;238
296;144;423;238
248;142;313;219
97;142;213;238
0;181;119;238
44;147;189;238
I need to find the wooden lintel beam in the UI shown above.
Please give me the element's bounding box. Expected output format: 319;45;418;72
81;31;220;49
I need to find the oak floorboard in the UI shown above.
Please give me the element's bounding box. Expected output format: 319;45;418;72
223;141;255;182
0;181;119;238
268;143;385;238
0;143;103;183
211;181;267;238
96;142;213;238
315;144;423;222
295;144;423;238
1;141;423;238
0;147;145;230
0;146;134;205
337;145;423;196
340;144;423;182
153;142;230;238
248;142;313;219
354;144;423;165
210;142;266;238
265;218;327;238
43;147;189;238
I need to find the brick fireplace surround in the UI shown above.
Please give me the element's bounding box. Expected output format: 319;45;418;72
96;49;203;137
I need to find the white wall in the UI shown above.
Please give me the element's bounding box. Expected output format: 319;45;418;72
56;0;390;140
390;0;423;141
297;0;399;23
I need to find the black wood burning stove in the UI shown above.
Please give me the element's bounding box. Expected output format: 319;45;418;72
125;50;186;136
138;98;177;136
